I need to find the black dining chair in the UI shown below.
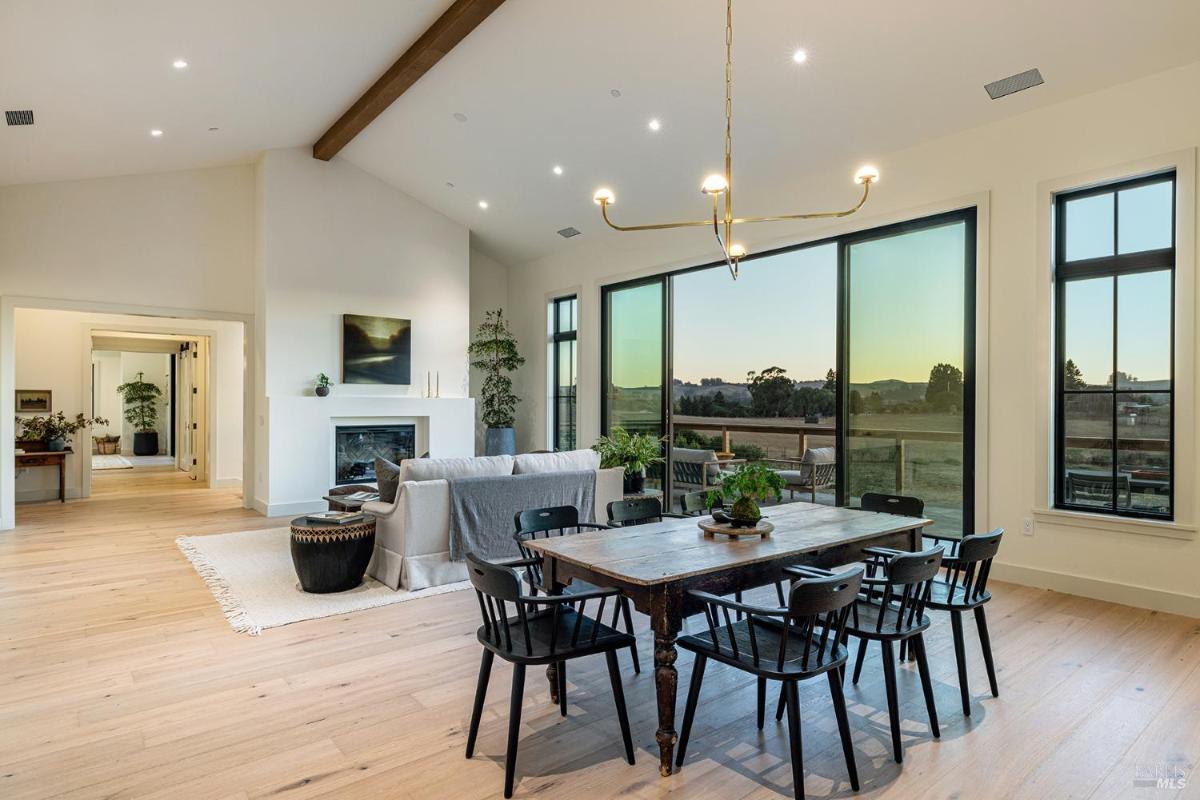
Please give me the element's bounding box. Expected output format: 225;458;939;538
788;546;944;764
925;528;1003;716
606;496;687;527
514;505;640;674
675;566;865;799
464;553;636;798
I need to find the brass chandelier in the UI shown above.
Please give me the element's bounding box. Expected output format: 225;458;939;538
591;0;879;279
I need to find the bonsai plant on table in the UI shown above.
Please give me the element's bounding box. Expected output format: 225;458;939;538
116;372;163;456
592;426;666;493
468;309;525;456
707;462;786;527
17;412;108;452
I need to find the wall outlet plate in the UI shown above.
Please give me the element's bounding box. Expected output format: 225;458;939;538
1022;518;1034;536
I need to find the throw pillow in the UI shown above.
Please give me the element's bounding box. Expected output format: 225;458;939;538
375;456;402;503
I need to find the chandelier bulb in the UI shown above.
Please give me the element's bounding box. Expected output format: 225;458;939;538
854;165;880;185
728;242;747;259
593;187;616;205
701;174;729;195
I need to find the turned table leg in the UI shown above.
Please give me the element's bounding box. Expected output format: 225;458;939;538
651;586;683;777
545;557;561;705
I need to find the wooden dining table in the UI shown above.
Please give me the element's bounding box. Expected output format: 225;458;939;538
521;501;933;777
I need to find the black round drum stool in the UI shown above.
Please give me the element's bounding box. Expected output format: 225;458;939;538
289;517;376;593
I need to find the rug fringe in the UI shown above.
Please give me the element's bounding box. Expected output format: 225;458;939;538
176;536;263;635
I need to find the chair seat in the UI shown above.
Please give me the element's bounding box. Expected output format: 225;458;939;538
476;607;634;665
925;579;991;611
845;598;931;640
677;617;848;679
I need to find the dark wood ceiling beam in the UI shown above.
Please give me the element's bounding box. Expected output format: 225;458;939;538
313;0;506;161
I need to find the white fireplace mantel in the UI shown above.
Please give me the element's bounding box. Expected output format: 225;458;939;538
262;395;475;517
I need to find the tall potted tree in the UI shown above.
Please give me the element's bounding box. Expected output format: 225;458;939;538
468;309;525;455
116;372;163;456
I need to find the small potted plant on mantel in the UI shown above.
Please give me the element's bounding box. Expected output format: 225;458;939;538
315;373;333;397
17;412;108;452
116;372;163;456
707;462;786;527
468;309;526;456
592;426;666;493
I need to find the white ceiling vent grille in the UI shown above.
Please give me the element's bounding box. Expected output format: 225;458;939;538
5;109;34;126
557;227;582;238
984;69;1043;100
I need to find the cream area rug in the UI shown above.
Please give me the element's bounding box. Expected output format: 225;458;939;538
176;527;471;635
92;454;133;470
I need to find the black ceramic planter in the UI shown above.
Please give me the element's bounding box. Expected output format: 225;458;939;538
623;470;646;494
133;431;159;456
315;385;330;397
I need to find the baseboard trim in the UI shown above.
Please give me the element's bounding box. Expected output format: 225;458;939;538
212;477;243;490
16;488;82;503
263;499;326;519
992;561;1200;618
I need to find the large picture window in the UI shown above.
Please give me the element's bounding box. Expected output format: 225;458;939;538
551;295;578;451
1054;173;1175;519
600;209;977;532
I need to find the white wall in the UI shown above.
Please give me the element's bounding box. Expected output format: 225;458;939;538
503;62;1200;616
90;351;122;438
12;309;246;501
254;148;474;514
469;246;511;454
0;166;255;314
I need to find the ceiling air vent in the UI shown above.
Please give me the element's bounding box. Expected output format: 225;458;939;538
5;109;34;126
557;227;582;238
984;68;1043;100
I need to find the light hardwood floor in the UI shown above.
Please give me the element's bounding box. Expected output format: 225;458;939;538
2;470;1198;799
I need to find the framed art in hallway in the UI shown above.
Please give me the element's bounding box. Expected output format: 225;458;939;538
342;314;412;385
15;389;52;413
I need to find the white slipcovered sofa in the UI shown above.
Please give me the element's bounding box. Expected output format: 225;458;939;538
362;450;624;591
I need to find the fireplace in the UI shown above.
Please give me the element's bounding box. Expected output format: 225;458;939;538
334;424;416;485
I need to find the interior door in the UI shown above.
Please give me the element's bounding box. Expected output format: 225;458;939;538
175;338;210;483
177;343;193;473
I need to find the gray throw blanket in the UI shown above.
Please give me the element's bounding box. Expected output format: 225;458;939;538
448;470;597;561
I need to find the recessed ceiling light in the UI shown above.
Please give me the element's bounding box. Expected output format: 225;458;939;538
791;49;807;64
453;112;468;122
478;200;489;210
552;165;564;176
610;89;622;98
445;181;455;189
648;118;661;132
207;126;219;132
150;129;164;137
173;59;188;70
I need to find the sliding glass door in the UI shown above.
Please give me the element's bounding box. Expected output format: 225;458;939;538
602;277;667;490
841;211;975;533
600;209;976;533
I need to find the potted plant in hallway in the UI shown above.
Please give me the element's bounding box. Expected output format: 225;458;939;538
17;412;108;452
116;372;163;456
592;426;665;493
707;462;785;527
468;309;525;456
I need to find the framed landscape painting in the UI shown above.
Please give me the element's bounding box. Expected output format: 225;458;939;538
342;314;411;385
15;389;52;413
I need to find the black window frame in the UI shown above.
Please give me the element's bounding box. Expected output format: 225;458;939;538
551;295;578;451
599;208;978;535
1053;171;1176;520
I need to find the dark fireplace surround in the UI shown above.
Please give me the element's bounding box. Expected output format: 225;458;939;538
334;424;416;485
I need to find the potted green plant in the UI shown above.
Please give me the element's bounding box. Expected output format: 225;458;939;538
468;309;526;456
17;412;108;452
707;462;786;527
592;426;666;493
315;373;333;397
116;372;163;456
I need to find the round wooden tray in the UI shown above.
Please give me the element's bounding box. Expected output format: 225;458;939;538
697;516;774;538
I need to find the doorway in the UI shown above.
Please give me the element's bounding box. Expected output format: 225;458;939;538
90;331;211;483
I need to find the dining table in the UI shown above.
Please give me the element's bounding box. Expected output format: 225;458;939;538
520;500;933;777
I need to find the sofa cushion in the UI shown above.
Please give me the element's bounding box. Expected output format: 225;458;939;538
513;449;601;474
374;456;402;503
400;454;515;483
672;447;722;482
801;446;836;464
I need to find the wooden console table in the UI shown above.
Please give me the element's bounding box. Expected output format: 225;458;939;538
15;448;72;502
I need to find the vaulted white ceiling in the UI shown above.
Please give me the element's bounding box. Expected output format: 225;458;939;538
4;1;1199;266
